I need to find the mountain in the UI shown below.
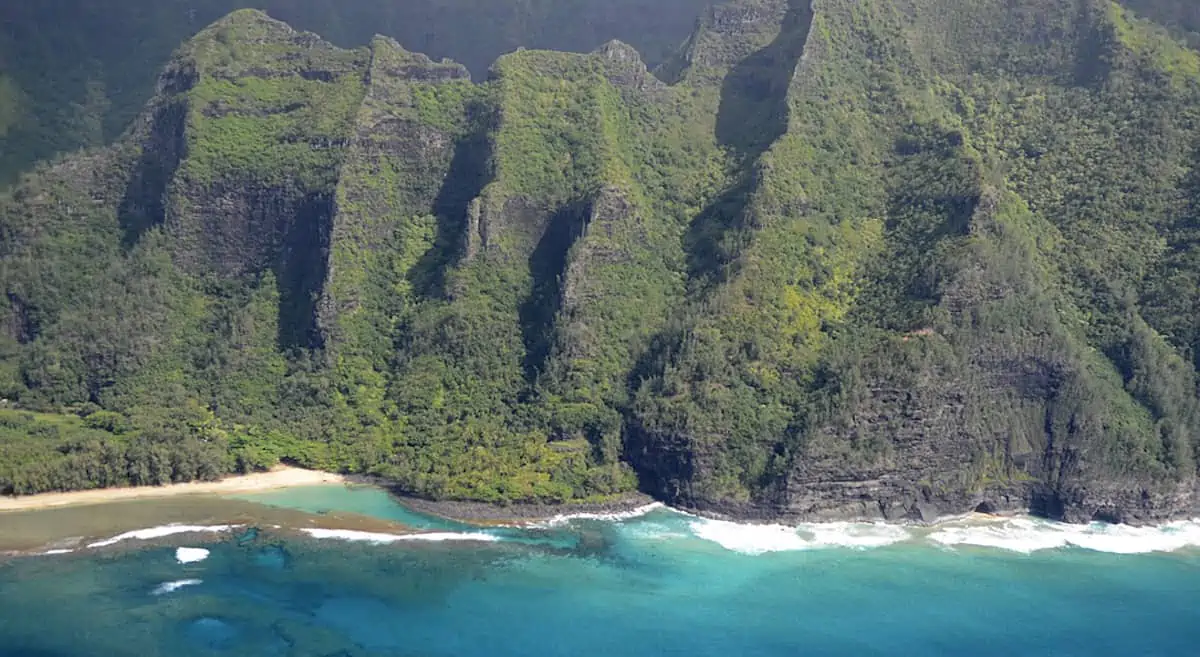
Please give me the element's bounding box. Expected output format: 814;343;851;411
5;0;1200;525
0;0;712;186
1122;0;1200;44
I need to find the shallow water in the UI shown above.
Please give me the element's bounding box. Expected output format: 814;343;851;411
229;485;473;531
2;485;1199;657
0;487;414;553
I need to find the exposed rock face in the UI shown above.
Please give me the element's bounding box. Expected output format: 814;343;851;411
118;97;188;248
6;2;1200;520
159;16;354;276
684;0;791;72
594;41;665;92
625;0;1200;525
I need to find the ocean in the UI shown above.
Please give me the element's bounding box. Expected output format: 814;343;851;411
1;485;1198;657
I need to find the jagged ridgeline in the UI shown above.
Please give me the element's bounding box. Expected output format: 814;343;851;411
5;0;1200;522
0;0;715;186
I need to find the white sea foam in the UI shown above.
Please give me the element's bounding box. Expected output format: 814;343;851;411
299;528;500;544
928;517;1200;554
41;549;74;556
618;520;690;542
398;532;501;543
690;519;813;554
534;503;666;527
804;522;913;549
688;517;909;554
1066;521;1200;554
689;514;915;554
152;579;202;595
929;517;1067;553
87;525;238;549
175;547;210;564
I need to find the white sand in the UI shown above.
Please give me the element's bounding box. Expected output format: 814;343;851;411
0;466;349;512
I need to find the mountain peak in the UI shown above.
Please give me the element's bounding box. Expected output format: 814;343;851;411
368;35;472;81
195;8;297;44
592;40;663;90
595;39;642;62
181;9;358;81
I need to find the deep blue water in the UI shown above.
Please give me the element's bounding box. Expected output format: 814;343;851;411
2;486;1199;657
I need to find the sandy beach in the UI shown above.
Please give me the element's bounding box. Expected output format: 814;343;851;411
0;466;352;513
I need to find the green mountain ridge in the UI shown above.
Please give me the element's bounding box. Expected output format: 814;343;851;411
0;0;713;187
5;0;1200;524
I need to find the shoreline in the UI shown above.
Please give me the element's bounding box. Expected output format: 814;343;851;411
0;466;659;524
395;492;660;525
0;470;1051;527
0;467;368;513
4;474;1200;558
10;467;1179;532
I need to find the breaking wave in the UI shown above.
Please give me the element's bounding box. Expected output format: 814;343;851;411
87;525;240;549
929;516;1200;554
533;503;666;528
299;528;500;544
152;579;202;595
64;502;1200;558
687;517;911;555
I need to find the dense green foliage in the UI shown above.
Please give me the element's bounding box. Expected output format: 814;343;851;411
629;0;1200;518
1122;0;1200;45
0;0;711;186
0;407;233;495
6;0;1200;521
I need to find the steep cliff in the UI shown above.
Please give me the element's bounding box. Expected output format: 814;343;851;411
0;0;714;187
4;1;1200;523
630;0;1200;524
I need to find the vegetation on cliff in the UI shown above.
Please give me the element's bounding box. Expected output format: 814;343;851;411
0;0;712;186
5;0;1200;523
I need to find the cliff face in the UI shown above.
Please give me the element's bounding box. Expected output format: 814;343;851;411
0;0;714;187
628;0;1200;524
5;1;1200;522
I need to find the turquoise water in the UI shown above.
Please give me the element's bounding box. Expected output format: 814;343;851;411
228;485;473;531
2;486;1199;657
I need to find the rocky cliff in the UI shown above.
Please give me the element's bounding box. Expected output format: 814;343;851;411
5;0;1200;524
0;0;714;186
630;0;1200;524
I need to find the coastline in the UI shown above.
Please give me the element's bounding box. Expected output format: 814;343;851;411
1;467;659;524
0;466;363;513
0;470;1158;532
396;492;660;525
5;473;1200;558
0;475;659;556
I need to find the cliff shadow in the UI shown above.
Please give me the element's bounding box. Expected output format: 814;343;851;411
856;125;981;330
519;201;591;383
1070;0;1115;88
685;0;812;291
275;193;333;351
713;0;811;161
1139;140;1200;372
410;102;495;299
117;100;187;249
682;179;755;292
